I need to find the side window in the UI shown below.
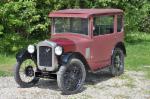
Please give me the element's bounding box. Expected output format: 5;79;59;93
93;16;114;36
117;15;123;32
72;18;82;33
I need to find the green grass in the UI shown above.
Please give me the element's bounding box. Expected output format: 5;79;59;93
0;54;16;76
0;31;150;78
125;31;150;79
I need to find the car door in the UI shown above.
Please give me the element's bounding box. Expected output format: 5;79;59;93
91;15;117;69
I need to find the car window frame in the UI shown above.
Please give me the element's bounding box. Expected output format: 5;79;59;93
117;14;124;33
92;14;115;37
51;17;90;36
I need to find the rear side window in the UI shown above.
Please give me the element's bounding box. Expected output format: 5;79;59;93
117;15;123;32
93;16;114;36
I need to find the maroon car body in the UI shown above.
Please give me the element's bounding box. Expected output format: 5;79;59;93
49;9;125;71
15;9;126;94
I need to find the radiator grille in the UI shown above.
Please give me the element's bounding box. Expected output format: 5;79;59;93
39;46;52;67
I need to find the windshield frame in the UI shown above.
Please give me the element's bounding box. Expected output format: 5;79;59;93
51;17;90;36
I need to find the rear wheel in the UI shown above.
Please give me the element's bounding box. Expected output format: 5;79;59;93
57;58;86;94
14;58;39;88
110;48;124;76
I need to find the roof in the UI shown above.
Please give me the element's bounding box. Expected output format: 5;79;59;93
49;9;123;18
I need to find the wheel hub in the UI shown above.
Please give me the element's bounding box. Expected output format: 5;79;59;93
24;66;34;77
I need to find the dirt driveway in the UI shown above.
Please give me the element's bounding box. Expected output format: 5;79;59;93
0;70;149;99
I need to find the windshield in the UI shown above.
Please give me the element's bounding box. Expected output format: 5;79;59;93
53;18;88;35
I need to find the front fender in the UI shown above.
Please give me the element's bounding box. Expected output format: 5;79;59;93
60;53;73;65
16;49;37;62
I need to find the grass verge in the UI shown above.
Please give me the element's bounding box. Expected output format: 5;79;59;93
0;54;15;76
125;31;150;79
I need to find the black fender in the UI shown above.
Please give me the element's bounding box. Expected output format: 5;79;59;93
60;53;73;65
59;52;90;71
115;42;126;56
16;49;37;62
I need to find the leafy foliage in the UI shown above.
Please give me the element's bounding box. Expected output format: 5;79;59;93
0;0;150;54
139;16;150;33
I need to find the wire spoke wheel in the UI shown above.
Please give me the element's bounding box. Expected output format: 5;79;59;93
110;48;124;76
19;59;36;83
57;58;86;94
63;64;82;91
114;53;122;73
14;57;39;88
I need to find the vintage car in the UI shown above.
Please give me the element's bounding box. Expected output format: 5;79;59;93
14;9;126;94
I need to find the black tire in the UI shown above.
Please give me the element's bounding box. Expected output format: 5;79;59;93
57;58;86;95
14;58;39;88
110;48;124;76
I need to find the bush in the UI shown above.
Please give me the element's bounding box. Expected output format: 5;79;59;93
0;1;50;39
0;33;39;54
139;16;150;33
0;0;150;54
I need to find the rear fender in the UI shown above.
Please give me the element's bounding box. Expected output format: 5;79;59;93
114;42;126;56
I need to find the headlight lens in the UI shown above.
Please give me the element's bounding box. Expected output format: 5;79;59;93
27;45;35;54
55;46;63;55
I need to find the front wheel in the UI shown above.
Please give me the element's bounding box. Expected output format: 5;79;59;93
110;48;124;76
57;58;86;94
14;58;39;88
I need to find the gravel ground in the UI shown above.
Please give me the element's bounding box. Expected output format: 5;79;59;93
0;70;150;99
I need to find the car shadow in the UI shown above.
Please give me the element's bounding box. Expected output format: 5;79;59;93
35;79;59;91
34;68;112;93
85;68;112;85
35;79;87;95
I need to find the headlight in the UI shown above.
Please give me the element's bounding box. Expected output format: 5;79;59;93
55;46;63;55
27;45;35;54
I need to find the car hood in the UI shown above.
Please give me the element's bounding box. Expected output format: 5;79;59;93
51;38;74;45
49;34;90;52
